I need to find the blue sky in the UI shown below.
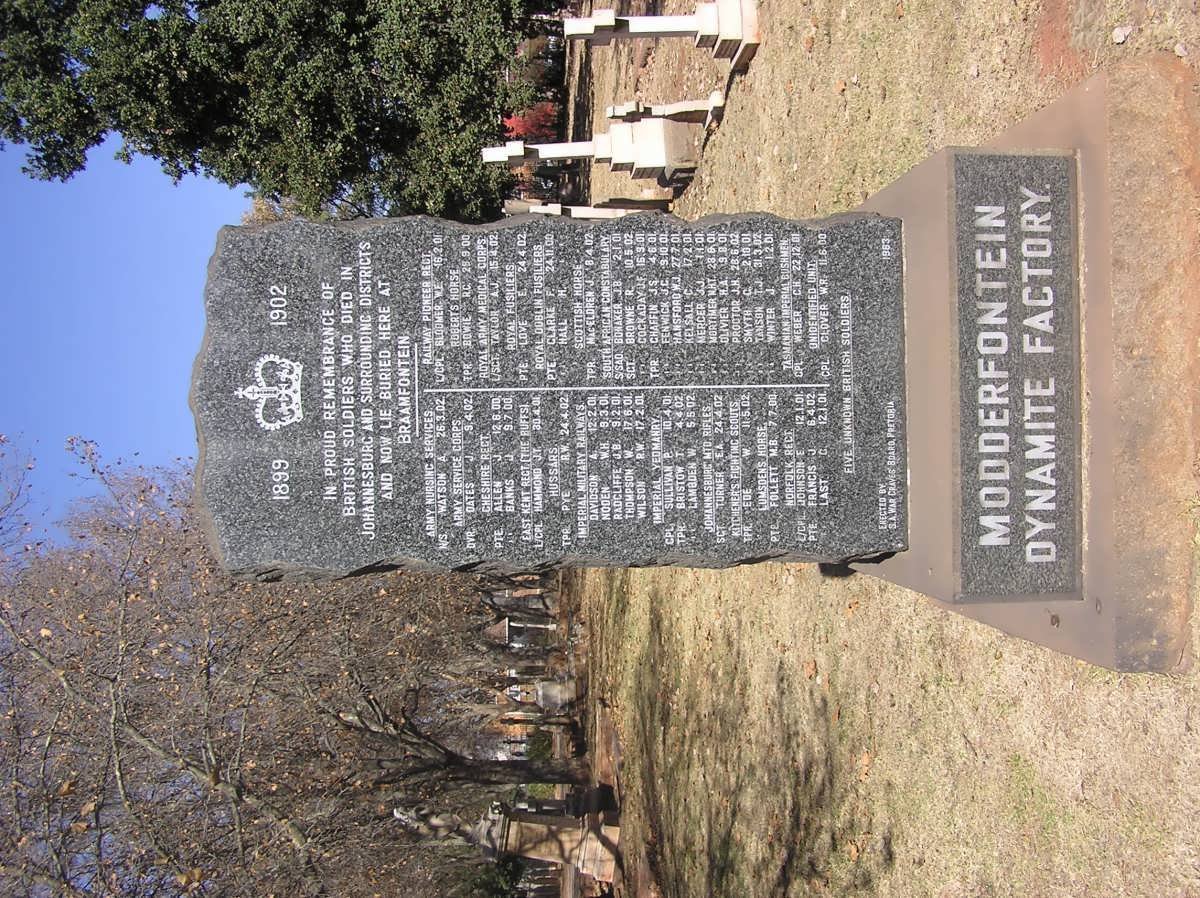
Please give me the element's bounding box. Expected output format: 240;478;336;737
1;137;247;537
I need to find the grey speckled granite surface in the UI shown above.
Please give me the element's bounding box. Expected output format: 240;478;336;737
954;154;1079;598
191;213;907;578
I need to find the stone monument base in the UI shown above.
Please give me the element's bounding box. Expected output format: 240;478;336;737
858;55;1199;673
577;815;621;883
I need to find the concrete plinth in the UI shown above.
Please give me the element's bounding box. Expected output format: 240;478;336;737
856;56;1199;672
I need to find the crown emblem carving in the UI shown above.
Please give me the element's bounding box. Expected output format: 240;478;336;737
235;354;304;431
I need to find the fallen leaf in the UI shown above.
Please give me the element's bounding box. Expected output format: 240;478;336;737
69;821;89;834
895;2;904;17
804;659;818;679
803;34;815;52
858;751;874;781
835;79;847;93
56;780;77;797
79;800;97;816
845;599;860;617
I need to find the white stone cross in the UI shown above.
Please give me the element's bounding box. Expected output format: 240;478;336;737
565;0;759;71
606;90;726;128
482;118;702;182
503;199;636;219
482;140;597;165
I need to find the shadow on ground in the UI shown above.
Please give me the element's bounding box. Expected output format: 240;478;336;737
598;571;893;898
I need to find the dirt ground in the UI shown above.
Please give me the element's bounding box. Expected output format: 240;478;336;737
564;2;1200;897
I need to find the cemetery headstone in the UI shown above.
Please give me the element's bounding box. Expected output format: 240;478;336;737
192;214;907;578
565;2;760;71
483;117;704;182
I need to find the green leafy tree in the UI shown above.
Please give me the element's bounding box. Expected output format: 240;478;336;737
0;0;556;221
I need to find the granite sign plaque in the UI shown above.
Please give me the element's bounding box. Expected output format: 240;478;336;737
954;153;1080;599
192;214;907;576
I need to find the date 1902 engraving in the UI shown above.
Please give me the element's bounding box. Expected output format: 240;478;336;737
268;284;289;327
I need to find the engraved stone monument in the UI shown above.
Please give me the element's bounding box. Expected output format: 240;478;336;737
192;214;907;577
193;56;1198;672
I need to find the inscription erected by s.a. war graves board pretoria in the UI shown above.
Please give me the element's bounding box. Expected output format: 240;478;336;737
191;215;907;576
955;153;1079;600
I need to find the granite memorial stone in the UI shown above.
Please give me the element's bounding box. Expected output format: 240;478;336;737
192;214;908;576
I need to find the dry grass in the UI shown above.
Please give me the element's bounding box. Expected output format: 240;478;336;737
579;561;1200;897
567;2;1200;896
574;0;1200;217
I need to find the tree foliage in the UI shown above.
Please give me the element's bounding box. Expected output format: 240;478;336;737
503;100;558;142
0;449;584;896
0;0;558;221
